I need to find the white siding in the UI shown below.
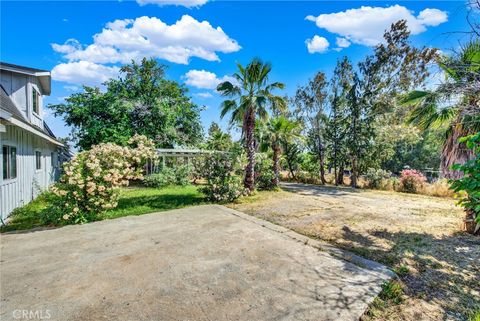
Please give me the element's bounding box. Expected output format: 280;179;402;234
0;71;45;128
0;124;59;220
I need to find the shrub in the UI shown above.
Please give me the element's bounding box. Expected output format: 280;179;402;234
144;168;175;188
450;132;480;235
174;165;192;186
365;168;391;189
49;135;156;224
144;165;192;188
399;169;427;193
299;153;320;180
422;179;454;197
199;152;246;202
255;154;276;190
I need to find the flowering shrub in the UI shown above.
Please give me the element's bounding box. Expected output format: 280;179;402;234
399;169;427;193
365;168;391;189
47;135;156;224
199;152;246;202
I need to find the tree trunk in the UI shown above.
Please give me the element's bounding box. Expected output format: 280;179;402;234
244;108;256;191
317;135;326;185
350;156;358;188
464;208;480;235
336;162;344;185
272;143;280;187
441;121;475;179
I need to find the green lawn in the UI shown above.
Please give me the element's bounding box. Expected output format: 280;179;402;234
1;185;206;233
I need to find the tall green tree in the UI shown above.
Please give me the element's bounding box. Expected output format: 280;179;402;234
326;57;353;185
217;58;286;191
49;58;203;150
345;20;437;187
402;40;480;178
293;72;329;184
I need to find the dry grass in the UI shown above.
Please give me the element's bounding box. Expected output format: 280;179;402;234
229;183;480;321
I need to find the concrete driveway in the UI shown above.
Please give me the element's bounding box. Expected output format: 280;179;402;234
1;205;392;321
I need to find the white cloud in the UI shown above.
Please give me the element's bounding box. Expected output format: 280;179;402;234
184;69;236;89
63;85;80;91
51;61;120;86
194;92;213;98
417;8;448;26
52;15;240;65
136;0;208;7
306;35;330;54
306;5;448;46
335;37;351;48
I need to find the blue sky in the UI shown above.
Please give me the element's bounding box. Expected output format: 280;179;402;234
0;1;471;140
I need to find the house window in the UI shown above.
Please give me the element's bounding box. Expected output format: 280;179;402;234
2;145;17;179
32;87;40;114
51;152;55;167
35;151;42;170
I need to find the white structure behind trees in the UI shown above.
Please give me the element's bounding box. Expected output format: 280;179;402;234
0;62;63;220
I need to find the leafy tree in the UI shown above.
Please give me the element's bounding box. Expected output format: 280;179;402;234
402;40;480;178
261;116;302;186
293;72;329;184
208;122;222;136
205;122;233;151
49;58;203;150
217;58;286;191
346;20;437;187
326;57;353;185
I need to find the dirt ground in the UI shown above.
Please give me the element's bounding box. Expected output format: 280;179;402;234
229;182;480;321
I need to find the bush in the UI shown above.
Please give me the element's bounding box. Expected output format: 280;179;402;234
144;165;192;188
174;165;192;186
450;132;480;234
255;154;276;190
144;168;175;188
399;169;427;193
422;179;454;197
199;153;246;202
365;168;391;189
49;135;156;224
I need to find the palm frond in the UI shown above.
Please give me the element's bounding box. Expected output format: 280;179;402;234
220;100;238;119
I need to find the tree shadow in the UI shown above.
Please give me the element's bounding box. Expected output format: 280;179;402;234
334;227;480;319
252;247;389;321
108;192;206;217
281;182;362;197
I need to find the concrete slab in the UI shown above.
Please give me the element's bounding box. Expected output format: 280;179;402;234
1;205;393;321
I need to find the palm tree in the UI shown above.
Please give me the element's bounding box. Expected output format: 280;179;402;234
217;58;286;191
402;40;480;178
261;116;302;187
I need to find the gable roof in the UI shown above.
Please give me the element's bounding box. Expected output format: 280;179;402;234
0;85;28;122
0;62;51;95
0;62;49;74
0;85;62;146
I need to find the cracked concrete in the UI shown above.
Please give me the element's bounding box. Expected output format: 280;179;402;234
1;205;392;321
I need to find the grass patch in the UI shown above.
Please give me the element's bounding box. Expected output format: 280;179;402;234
233;190;282;205
0;192;53;232
393;264;410;277
469;308;480;321
104;185;206;219
364;281;405;319
1;185;206;233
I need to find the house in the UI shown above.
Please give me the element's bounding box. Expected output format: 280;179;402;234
0;62;64;221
